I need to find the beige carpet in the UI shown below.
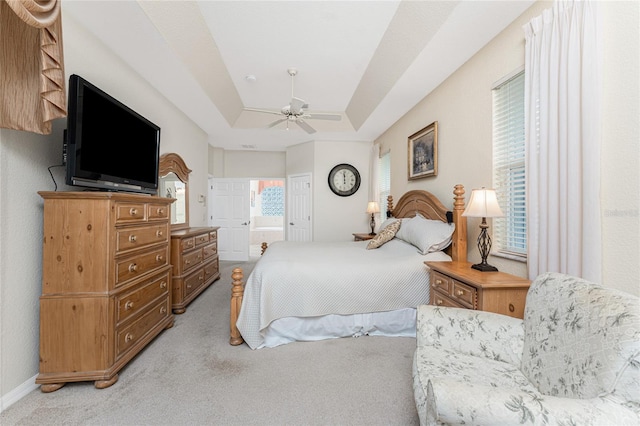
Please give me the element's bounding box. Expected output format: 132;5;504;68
0;260;420;425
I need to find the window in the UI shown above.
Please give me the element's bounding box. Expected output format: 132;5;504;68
378;150;391;221
492;70;526;258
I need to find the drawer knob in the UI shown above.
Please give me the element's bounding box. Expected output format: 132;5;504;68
156;230;163;237
157;208;164;215
456;290;464;296
435;279;443;285
509;303;515;312
128;263;138;273
129;235;137;243
160;306;167;314
156;254;164;262
125;333;134;342
199;275;204;281
436;299;443;305
160;281;167;289
129;208;138;216
185;260;191;265
124;300;134;310
187;284;192;289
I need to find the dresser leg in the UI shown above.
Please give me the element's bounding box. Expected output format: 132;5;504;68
165;319;174;329
40;383;65;393
94;374;118;389
173;308;186;314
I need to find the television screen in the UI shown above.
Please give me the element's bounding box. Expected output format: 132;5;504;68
66;74;160;195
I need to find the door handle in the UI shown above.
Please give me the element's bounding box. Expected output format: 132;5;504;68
289;222;294;225
241;222;248;225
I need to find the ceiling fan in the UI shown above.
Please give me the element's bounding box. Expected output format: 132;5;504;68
244;68;342;134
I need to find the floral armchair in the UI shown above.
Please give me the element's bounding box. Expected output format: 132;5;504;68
413;272;640;425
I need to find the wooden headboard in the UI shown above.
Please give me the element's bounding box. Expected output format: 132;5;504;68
387;184;467;262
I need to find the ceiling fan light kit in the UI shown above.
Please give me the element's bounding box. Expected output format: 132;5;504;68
244;68;342;134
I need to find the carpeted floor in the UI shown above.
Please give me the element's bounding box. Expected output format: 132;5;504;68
0;260;420;425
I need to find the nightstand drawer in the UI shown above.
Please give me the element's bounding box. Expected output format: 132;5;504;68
431;271;452;293
431;289;462;309
451;280;476;308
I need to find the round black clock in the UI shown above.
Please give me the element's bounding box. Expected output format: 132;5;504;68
328;163;361;197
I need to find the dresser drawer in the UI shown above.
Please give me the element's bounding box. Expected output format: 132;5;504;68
195;233;209;246
116;269;170;325
181;237;196;252
183;249;203;272
115;247;169;287
204;258;219;280
147;203;169;221
451;280;477;308
184;268;206;298
116;224;168;253
116;297;170;359
431;271;452;293
203;242;217;260
115;202;146;224
209;231;217;242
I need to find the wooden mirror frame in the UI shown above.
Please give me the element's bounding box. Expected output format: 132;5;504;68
158;153;191;231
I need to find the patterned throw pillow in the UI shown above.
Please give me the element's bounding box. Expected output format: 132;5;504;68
366;219;401;249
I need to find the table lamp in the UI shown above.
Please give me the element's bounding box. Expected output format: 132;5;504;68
462;188;504;272
366;201;380;235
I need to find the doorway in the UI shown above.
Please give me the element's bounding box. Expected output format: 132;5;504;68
249;179;285;258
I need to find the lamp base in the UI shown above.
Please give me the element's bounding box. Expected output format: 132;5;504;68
471;263;498;272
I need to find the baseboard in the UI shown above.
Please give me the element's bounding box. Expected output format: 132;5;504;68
0;374;38;414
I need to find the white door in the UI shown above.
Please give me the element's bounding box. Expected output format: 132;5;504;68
208;178;250;261
287;174;312;242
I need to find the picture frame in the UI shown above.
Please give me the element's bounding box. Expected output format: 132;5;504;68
408;121;438;180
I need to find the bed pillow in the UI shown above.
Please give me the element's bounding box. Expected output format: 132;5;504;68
395;214;455;254
366;219;401;250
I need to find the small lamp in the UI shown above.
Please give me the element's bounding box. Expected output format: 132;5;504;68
462;188;504;272
366;201;380;235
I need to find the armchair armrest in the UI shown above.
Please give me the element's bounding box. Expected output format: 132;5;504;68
427;378;639;426
416;305;524;366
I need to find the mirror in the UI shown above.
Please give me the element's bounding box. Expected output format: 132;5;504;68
158;153;191;230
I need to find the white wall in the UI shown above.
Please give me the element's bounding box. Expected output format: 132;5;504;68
0;8;210;409
375;0;640;294
222;150;286;178
312;141;372;242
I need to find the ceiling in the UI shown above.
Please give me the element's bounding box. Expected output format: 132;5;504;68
63;1;534;152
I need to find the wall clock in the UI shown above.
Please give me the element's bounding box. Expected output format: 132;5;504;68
328;163;361;197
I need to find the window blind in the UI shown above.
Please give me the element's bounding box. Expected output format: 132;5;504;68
492;71;526;256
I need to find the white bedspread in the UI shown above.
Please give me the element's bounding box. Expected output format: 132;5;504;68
236;239;451;349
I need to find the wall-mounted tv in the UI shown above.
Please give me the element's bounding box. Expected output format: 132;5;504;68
65;74;160;195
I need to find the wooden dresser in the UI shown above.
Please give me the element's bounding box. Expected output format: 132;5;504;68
36;192;174;392
425;261;531;319
170;227;220;314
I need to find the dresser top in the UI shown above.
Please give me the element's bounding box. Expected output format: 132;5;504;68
38;191;174;203
170;227;220;238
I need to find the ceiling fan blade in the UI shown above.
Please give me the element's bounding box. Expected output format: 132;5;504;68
267;118;288;129
296;118;316;134
306;113;342;121
244;107;282;116
289;97;306;114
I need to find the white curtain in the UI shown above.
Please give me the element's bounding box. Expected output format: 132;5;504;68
368;143;380;202
523;0;601;282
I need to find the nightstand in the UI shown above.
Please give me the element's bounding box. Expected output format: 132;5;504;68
353;233;375;241
425;261;531;319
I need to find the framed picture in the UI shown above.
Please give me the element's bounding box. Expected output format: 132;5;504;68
408;121;438;180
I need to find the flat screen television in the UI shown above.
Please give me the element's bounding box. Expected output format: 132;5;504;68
65;74;160;195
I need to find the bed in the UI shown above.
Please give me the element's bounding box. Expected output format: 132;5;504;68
230;185;468;349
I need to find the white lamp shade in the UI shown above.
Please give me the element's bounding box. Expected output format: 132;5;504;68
366;201;380;214
462;188;504;218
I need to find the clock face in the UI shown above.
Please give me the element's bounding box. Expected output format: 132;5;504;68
328;163;361;197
